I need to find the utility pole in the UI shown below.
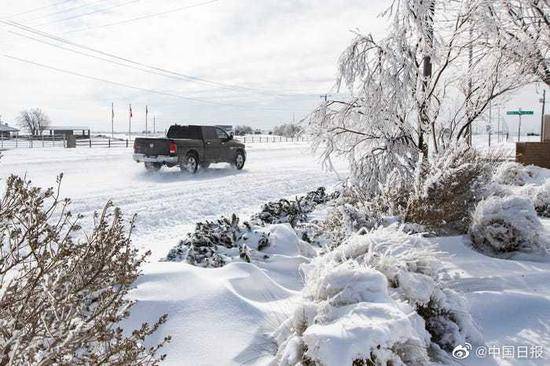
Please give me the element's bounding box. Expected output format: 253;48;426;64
128;104;132;140
497;106;501;143
488;101;492;147
518;108;522;142
540;89;546;142
153;115;156;134
111;102;114;139
145;105;149;136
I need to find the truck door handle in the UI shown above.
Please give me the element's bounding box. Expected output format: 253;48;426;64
206;141;211;145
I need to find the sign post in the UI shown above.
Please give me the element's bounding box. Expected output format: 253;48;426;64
506;109;534;142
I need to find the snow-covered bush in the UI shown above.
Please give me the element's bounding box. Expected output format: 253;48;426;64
271;261;432;366
252;187;337;227
533;182;550;217
165;214;270;267
494;162;541;186
271;226;480;365
317;202;378;250
166;187;338;267
405;144;493;233
470;196;547;255
331;144;494;234
0;174;169;364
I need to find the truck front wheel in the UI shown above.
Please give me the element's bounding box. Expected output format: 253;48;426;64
182;153;199;173
144;162;161;172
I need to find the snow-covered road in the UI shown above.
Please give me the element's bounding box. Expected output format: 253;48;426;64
0;143;344;259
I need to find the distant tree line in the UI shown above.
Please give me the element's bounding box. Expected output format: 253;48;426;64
272;123;302;138
234;125;254;136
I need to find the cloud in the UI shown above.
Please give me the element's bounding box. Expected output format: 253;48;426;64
0;0;389;131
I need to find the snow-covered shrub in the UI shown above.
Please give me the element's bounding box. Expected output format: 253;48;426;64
0;174;169;364
333;144;494;234
165;214;270;267
165;187;338;267
317;203;378;250
371;168;413;217
469;196;546;255
533;182;550;217
271;226;480;365
494;162;541;186
405;143;493;233
252;187;338;227
271;260;432;366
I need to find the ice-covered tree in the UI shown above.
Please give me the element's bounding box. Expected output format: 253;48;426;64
308;0;528;193
479;0;549;86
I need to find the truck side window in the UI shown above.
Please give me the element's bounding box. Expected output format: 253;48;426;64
203;127;218;140
215;128;229;140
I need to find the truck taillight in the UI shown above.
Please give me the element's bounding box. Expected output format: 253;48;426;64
169;142;177;155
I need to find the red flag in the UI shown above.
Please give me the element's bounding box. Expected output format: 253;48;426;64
146;105;149;116
111;103;115;120
129;104;133;118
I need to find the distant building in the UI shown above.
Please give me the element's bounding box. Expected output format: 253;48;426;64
0;123;19;138
43;126;90;139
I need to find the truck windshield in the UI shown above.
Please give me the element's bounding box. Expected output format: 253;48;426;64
167;126;201;139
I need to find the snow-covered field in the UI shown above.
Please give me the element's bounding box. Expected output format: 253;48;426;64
1;142;550;365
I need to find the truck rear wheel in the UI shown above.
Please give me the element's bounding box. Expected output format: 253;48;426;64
234;151;245;170
182;153;199;173
144;162;161;172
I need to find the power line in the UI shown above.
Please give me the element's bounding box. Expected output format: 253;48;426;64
2;19;318;97
65;0;221;34
2;53;311;113
34;0;142;27
26;0;113;23
8;29;319;99
4;0;76;18
8;29;255;98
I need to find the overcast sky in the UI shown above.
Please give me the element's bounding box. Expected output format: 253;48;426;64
0;0;547;134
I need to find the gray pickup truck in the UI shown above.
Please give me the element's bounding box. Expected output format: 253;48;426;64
133;125;246;173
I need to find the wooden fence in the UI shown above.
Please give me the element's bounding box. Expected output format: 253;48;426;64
1;134;306;150
0;134;66;149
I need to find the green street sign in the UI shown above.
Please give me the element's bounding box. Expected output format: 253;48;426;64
507;110;534;115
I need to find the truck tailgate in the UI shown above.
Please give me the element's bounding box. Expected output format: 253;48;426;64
134;138;171;156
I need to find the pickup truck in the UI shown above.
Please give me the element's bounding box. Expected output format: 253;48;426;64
133;125;246;173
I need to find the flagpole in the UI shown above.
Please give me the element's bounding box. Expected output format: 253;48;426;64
145;105;148;136
153;116;156;134
111;102;114;139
